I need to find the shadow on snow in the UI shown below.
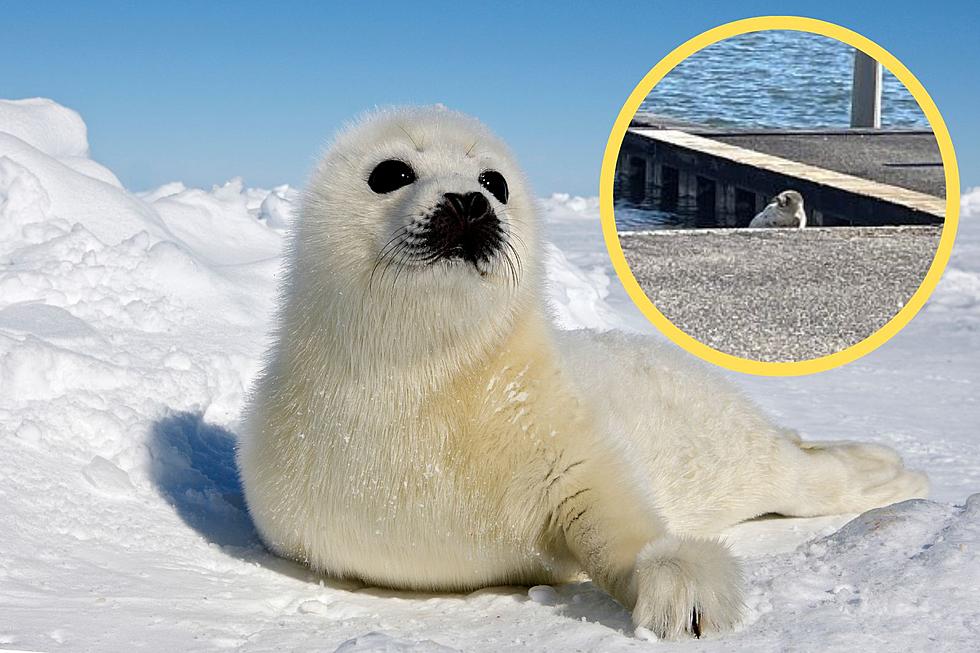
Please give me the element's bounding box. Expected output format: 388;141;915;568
147;410;358;585
148;410;260;549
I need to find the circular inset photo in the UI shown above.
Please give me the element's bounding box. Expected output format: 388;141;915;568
600;17;959;375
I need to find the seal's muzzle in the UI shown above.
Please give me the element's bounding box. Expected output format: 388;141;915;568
424;191;503;266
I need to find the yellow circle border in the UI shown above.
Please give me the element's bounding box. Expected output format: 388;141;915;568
600;15;960;377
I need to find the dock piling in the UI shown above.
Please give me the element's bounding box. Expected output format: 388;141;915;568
851;50;882;128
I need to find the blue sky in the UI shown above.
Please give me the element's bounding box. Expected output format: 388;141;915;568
2;1;977;196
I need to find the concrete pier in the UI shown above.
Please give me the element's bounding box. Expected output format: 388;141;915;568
617;115;945;228
619;226;942;362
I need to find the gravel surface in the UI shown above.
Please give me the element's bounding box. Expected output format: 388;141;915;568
619;226;943;362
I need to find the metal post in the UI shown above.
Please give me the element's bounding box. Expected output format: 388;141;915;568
851;49;882;128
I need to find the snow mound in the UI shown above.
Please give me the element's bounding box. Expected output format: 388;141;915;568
258;184;298;229
539;193;650;332
539;192;600;219
140;177;290;265
0;97;90;159
0;126;168;245
544;242;620;329
960;186;980;217
739;497;980;650
925;188;980;321
1;99;979;651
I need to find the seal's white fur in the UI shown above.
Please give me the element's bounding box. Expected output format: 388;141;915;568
750;189;807;228
238;108;928;639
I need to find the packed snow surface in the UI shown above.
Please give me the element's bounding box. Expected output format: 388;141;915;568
1;99;978;651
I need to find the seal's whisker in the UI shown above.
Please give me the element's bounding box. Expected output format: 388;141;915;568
389;242;416;290
501;238;522;288
396;123;422;151
503;230;530;264
371;228;413;289
376;227;412;263
377;226;411;257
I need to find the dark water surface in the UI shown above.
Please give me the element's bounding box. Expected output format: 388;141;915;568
642;30;928;130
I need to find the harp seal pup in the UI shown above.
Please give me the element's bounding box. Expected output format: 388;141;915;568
749;189;807;228
237;108;927;639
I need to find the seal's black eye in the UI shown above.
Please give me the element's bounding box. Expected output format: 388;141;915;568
368;160;416;194
479;170;508;204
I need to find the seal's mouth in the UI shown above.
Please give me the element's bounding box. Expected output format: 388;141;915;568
371;191;521;286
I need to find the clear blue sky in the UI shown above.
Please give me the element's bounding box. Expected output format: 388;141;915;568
2;1;977;196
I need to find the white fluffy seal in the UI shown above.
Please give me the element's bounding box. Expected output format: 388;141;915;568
238;108;927;639
749;189;807;228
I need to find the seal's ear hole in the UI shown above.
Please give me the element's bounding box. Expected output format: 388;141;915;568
479;170;509;204
368;160;417;194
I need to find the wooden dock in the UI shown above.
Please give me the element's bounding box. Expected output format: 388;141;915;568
616;116;945;227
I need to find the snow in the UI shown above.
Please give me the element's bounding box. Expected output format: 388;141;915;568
0;98;90;160
1;99;978;651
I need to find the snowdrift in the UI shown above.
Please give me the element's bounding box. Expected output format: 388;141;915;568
1;99;978;651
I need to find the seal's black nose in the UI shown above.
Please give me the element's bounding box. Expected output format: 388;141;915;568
424;191;502;266
443;191;492;225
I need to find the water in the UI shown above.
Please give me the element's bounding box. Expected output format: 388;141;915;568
616;205;691;231
642;31;928;130
620;31;930;230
